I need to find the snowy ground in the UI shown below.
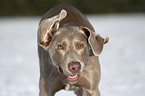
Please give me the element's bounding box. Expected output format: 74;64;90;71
0;14;145;96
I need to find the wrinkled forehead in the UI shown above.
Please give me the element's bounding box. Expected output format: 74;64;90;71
56;26;87;42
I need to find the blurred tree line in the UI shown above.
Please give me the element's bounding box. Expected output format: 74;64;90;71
0;0;145;16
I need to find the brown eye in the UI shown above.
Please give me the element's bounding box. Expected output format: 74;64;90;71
57;44;63;50
79;44;84;49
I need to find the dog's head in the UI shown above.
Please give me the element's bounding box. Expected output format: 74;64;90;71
39;10;109;83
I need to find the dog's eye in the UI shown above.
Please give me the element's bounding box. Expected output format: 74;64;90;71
79;44;84;49
57;44;63;50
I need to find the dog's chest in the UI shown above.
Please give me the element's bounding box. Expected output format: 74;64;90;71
55;90;77;96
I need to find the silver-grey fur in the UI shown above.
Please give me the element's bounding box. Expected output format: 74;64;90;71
38;4;109;96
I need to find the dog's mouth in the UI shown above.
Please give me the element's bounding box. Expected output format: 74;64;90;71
57;67;79;83
67;74;79;82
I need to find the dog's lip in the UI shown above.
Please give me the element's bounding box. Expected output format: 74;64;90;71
57;66;66;78
67;74;79;82
57;66;79;82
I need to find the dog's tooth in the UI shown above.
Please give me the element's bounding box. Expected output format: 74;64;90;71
68;74;77;79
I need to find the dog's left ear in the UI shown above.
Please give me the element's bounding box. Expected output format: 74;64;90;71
38;10;67;50
81;27;109;56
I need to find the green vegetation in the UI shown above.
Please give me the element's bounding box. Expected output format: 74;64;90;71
0;0;145;16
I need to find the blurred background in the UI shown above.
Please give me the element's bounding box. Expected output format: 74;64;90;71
0;0;145;96
0;0;145;16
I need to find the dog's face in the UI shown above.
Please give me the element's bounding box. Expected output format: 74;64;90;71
48;27;89;82
38;10;109;83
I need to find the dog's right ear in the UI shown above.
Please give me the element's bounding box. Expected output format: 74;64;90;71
38;10;67;50
81;27;109;56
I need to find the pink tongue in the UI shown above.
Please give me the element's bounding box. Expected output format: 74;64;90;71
67;74;78;82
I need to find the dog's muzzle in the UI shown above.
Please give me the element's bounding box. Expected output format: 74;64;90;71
57;61;82;83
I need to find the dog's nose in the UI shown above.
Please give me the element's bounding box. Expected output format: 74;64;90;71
68;62;81;73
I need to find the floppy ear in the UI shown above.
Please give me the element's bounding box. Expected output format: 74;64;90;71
38;9;67;50
81;27;109;56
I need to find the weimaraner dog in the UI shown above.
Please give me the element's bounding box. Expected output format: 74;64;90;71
38;4;109;96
